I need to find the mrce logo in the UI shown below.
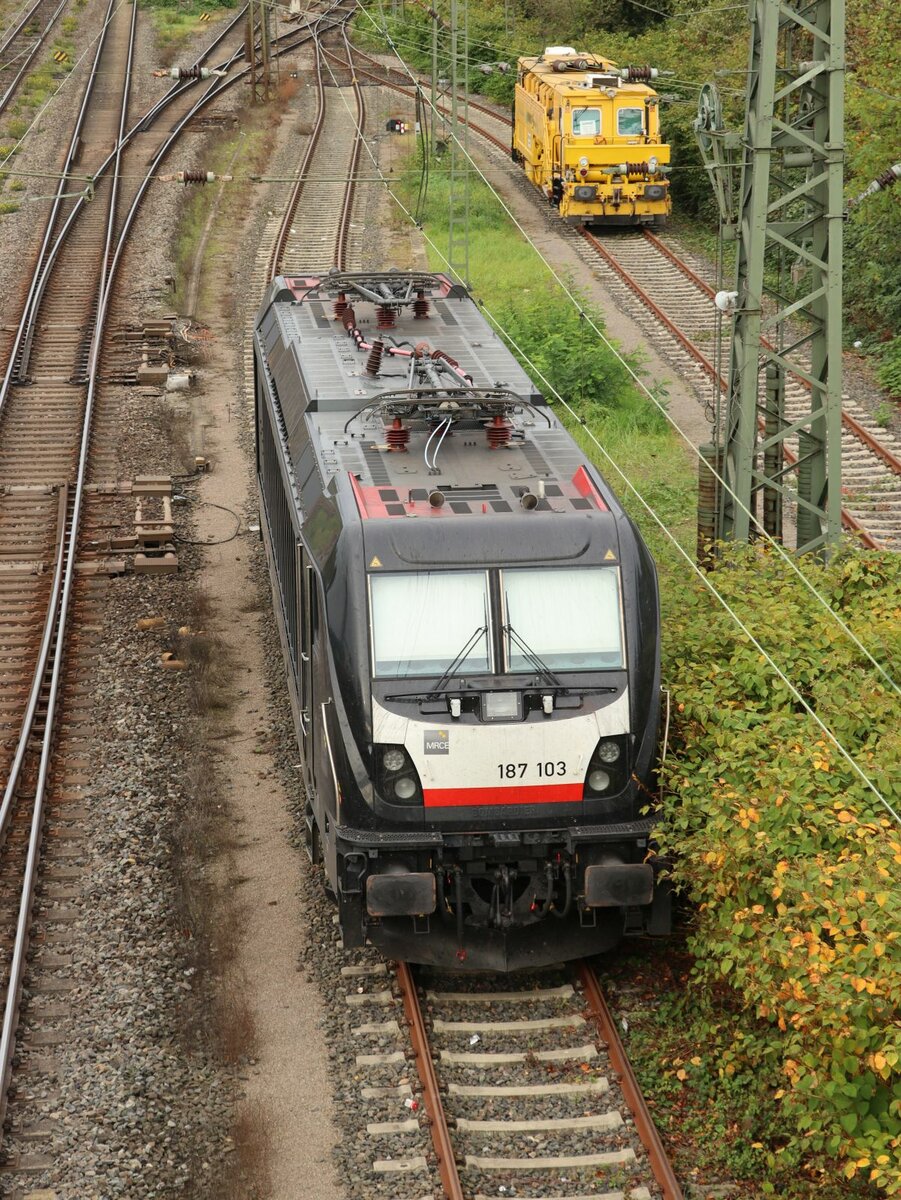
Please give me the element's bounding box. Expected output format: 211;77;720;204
424;729;449;755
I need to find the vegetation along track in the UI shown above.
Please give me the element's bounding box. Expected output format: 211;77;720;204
343;958;681;1199
341;56;901;550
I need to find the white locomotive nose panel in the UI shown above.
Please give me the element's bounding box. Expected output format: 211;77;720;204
372;692;629;808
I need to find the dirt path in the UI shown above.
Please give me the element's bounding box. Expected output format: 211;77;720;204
183;129;344;1200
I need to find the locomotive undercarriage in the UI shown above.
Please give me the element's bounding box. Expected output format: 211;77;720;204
334;831;670;971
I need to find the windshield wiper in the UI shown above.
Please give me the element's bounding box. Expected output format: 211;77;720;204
426;625;488;698
503;624;564;690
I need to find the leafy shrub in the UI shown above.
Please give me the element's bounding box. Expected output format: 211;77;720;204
658;543;901;1193
875;338;901;399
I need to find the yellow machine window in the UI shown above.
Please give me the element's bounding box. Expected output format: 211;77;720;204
617;107;644;136
571;107;601;137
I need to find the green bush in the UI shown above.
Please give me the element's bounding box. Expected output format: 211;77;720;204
658;543;901;1193
875;338;901;399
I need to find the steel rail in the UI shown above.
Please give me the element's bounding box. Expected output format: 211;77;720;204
0;0;44;53
0;0;121;827
1;0;119;395
641;230;901;478
324;44;511;155
269;13;328;277
578;960;684;1200
1;4;250;398
336;25;366;270
345;43;508;129
395;961;465;1200
267;0;357;278
0;0;68;117
0;0;139;1135
580;227;881;550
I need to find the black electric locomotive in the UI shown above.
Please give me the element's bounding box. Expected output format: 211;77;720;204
253;269;669;970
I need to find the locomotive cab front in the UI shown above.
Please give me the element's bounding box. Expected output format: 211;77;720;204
325;477;667;971
513;49;672;227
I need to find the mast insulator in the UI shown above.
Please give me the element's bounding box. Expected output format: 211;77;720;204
333;291;348;318
385;416;410;451
413;290;430;319
486;415;512;449
376;305;397;328
365;339;384;376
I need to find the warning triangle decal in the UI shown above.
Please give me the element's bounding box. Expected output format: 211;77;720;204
604;549;616;561
369;556;383;568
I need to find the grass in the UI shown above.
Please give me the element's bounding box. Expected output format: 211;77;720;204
149;7;224;65
171;115;276;315
393;150;699;538
873;402;895;428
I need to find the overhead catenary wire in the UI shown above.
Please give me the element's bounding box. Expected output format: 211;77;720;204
353;3;901;699
316;13;899;824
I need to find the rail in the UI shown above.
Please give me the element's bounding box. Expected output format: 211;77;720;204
396;961;464;1200
580;227;882;550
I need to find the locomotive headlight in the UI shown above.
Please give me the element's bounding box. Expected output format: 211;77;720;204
394;776;417;800
597;740;621;763
374;743;423;807
383;748;406;772
588;769;611;792
579;156;589;167
648;155;659;175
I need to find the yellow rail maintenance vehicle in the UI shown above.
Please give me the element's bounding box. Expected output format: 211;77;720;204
513;46;671;227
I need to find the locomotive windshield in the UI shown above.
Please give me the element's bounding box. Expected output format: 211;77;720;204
572;107;601;136
370;571;492;678
503;567;623;671
369;566;624;679
617;107;644;136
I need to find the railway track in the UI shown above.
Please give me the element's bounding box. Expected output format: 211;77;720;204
0;0;138;1155
0;1;343;1167
577;227;901;550
0;0;68;117
345;51;901;550
343;958;681;1199
271;13;367;277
